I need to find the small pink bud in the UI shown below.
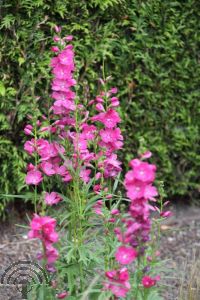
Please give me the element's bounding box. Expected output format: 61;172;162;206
24;125;33;135
99;78;105;85
40;126;50;132
36;120;41;126
111;209;120;215
95;172;102;180
54;25;61;33
108;218;116;223
51;46;59;52
95;103;104;112
88;100;95;105
53;36;60;42
110;87;118;94
56;291;68;299
96;96;104;103
64;35;73;41
155;251;160;257
106;194;112;199
160;211;172;218
140;150;152;159
41;115;47;120
147;256;152;262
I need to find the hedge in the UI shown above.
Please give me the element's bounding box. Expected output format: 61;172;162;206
0;0;200;215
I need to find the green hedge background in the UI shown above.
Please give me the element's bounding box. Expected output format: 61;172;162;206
0;0;200;214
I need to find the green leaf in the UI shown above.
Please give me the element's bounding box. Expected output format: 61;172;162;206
0;82;6;96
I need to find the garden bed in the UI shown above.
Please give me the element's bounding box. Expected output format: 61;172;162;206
0;203;200;300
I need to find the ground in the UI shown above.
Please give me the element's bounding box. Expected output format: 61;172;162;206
0;204;200;300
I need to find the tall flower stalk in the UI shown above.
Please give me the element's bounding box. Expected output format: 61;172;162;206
23;27;170;299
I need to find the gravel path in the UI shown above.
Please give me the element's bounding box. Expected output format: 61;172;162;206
0;204;200;300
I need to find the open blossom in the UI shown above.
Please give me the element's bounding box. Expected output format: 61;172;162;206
28;214;58;244
91;109;121;128
115;246;137;265
24;139;35;155
25;170;43;185
45;192;62;206
129;159;156;182
142;275;160;288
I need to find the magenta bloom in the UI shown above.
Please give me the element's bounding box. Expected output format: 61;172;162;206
24;140;35;155
91;109;120;128
28;214;58;244
25;170;43;185
45;192;62;206
130;159;156;182
40;162;56;176
115;246;137;265
142;275;160;288
46;245;59;263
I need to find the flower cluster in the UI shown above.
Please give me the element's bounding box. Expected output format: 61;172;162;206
23;27;166;299
105;268;131;298
28;214;59;271
105;154;159;297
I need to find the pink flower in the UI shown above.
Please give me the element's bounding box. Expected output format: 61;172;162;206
52;65;71;80
91;109;121;128
40;162;56;176
24;140;35;155
142;275;159;288
129;159;156;183
111;209;120;215
58;48;74;67
80;169;91;183
46;245;59;263
25;170;43;185
56;291;68;299
28;214;58;244
24;125;33;135
115;246;137;265
45;192;62;206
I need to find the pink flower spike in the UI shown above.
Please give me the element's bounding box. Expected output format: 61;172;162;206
115;246;137;265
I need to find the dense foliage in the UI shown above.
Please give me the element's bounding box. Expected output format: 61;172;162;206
0;0;200;214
